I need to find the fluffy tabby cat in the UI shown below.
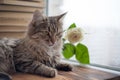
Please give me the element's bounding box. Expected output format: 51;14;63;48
0;10;72;80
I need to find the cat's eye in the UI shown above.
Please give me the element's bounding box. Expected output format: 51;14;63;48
40;31;49;36
57;34;62;38
56;31;64;38
56;32;62;38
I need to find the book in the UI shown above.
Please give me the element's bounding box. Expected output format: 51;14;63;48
0;11;33;18
0;0;44;7
0;16;31;26
0;25;28;32
20;0;43;2
0;5;44;13
0;32;26;38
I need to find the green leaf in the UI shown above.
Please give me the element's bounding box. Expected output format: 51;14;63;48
62;43;75;59
68;23;76;30
75;43;90;64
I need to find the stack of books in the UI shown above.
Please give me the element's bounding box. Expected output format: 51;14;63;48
0;0;45;38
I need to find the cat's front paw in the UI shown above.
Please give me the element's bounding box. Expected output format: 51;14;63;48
56;63;73;71
37;66;57;78
63;64;73;71
48;69;57;78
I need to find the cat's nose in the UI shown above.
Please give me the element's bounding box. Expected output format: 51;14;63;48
49;42;54;46
49;38;55;46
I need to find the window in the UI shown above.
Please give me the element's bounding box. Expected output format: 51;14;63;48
48;0;120;71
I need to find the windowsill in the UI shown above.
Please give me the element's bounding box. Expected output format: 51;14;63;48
11;59;120;80
61;59;120;75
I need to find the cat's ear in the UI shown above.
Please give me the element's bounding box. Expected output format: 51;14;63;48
31;10;44;23
56;12;67;21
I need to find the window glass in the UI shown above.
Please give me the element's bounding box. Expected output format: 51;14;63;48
48;0;120;70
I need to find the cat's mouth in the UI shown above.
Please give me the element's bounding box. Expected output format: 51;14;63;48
48;43;54;46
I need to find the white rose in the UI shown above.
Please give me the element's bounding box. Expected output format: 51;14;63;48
65;28;83;43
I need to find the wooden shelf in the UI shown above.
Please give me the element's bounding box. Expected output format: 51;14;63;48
11;66;120;80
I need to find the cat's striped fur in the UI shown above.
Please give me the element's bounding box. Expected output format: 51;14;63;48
0;10;72;79
0;38;17;80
